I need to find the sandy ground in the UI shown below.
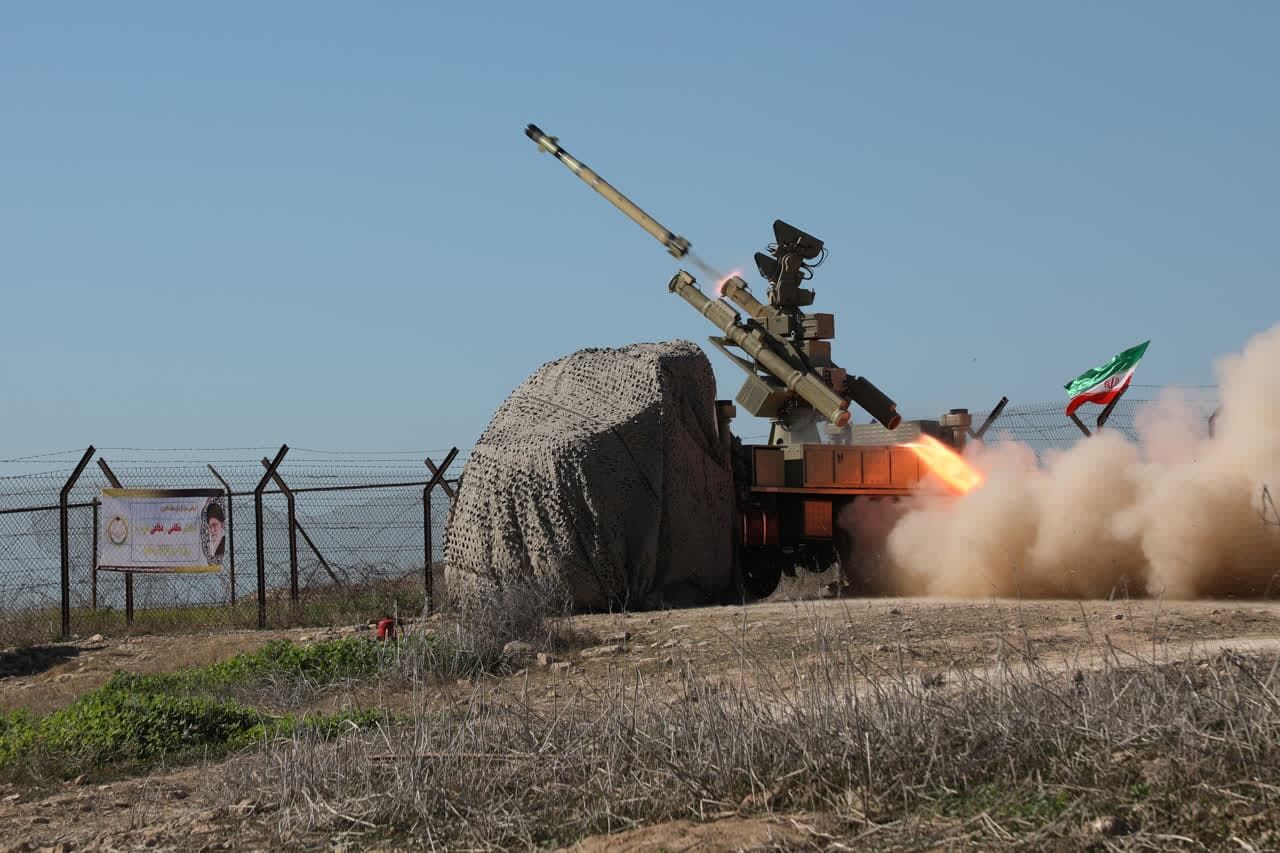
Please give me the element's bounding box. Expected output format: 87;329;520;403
3;595;1280;849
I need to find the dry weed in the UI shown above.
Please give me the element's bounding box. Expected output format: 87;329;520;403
240;627;1280;849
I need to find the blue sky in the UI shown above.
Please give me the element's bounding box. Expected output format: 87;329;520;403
3;2;1276;454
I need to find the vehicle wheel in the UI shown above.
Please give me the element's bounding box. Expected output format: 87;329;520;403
741;550;783;599
803;543;838;573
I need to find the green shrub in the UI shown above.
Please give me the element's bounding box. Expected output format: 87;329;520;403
0;711;36;767
34;677;272;766
132;636;396;696
0;645;392;781
0;634;499;781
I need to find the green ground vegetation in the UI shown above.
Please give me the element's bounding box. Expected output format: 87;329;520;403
0;636;431;782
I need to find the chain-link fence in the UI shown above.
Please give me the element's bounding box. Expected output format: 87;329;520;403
968;385;1220;457
0;446;464;647
1;389;1222;647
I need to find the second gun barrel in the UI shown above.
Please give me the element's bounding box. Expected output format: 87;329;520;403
668;271;851;427
526;124;690;258
718;275;769;321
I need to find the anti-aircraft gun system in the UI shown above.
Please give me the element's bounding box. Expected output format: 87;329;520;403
672;221;902;445
525;124;998;597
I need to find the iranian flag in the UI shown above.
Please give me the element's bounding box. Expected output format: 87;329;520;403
1064;341;1149;416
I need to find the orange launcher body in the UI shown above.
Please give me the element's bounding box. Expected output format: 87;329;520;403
725;413;977;599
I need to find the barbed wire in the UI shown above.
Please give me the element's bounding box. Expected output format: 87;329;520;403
1130;383;1218;390
0;449;93;463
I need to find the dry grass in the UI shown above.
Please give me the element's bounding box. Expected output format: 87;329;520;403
237;617;1280;850
442;572;587;659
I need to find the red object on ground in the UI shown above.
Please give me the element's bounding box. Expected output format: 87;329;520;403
376;617;396;642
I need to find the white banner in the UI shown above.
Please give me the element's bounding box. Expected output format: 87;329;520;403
98;489;226;573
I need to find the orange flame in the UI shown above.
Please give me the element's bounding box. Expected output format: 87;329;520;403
904;435;984;495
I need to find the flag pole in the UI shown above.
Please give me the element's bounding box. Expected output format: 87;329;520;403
1095;384;1129;431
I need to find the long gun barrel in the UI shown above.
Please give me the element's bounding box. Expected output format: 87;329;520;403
525;124;690;259
668;271;853;428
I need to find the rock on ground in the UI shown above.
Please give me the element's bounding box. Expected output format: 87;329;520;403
444;340;735;611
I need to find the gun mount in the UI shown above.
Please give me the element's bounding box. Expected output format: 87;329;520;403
522;125;901;447
524;123;1005;599
680;219;902;447
668;270;855;434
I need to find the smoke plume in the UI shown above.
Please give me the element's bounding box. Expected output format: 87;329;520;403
868;324;1280;599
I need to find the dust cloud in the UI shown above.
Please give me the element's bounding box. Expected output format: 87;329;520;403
864;324;1280;599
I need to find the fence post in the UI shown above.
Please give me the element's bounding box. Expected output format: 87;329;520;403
255;445;289;629
422;487;431;610
96;458;132;626
58;447;95;640
207;465;236;606
1095;385;1128;431
422;448;459;614
259;459;344;595
91;498;99;611
970;396;1009;440
280;470;299;609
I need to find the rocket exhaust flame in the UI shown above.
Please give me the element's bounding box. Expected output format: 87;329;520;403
904;435;983;495
714;270;742;297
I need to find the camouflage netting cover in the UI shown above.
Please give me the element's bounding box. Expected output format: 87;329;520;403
444;340;736;611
